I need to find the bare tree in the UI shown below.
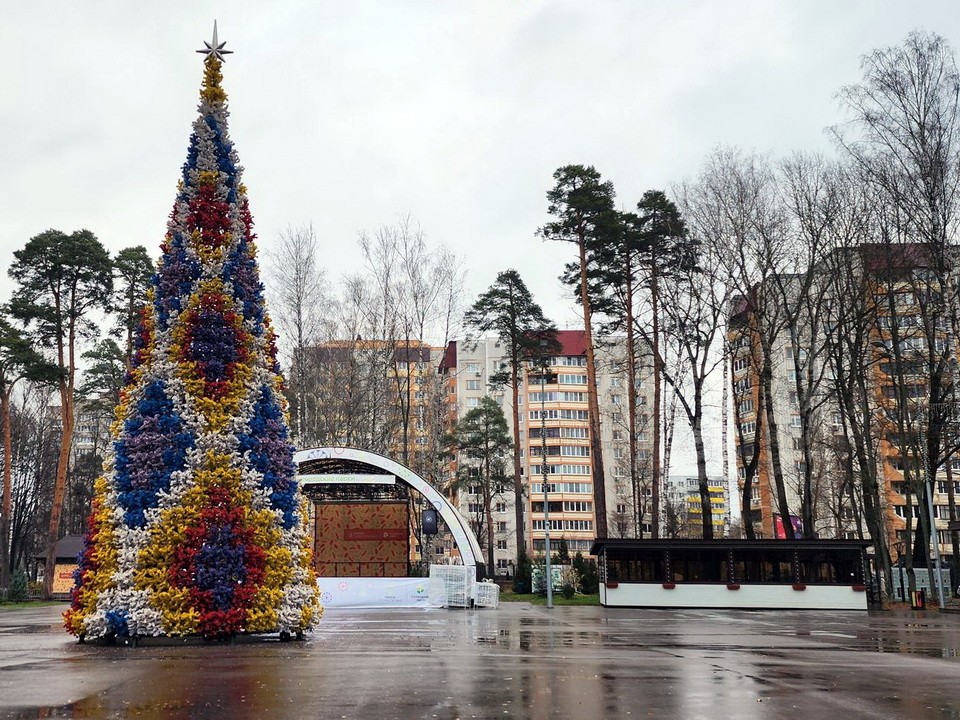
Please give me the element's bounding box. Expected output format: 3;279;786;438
818;167;893;591
776;154;850;535
834;30;960;595
267;223;326;447
654;199;731;539
686;148;798;537
8;382;59;574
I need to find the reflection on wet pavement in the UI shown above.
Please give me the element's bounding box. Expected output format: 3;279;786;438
2;605;960;718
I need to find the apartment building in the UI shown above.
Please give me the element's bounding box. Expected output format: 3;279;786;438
663;475;730;538
728;244;960;559
440;330;655;573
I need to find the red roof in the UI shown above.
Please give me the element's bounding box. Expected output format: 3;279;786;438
858;242;933;272
555;330;587;356
439;341;457;372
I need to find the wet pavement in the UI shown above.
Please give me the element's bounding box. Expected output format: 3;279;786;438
2;604;960;719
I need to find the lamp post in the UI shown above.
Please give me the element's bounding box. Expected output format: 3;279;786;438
540;352;553;609
895;540;906;602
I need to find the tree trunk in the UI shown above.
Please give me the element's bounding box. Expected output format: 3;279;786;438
651;255;661;539
577;234;608;538
947;459;959;597
1;388;12;587
624;249;640;537
759;337;794;539
510;360;526;560
721;346;730;537
44;380;73;599
792;340;817;536
483;457;494;576
693;396;713;540
732;364;760;541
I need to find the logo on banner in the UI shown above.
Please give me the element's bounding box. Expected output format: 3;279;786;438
343;528;407;541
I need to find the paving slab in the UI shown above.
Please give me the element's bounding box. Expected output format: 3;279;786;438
2;603;960;719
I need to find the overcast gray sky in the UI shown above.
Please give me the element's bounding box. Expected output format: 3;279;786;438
3;1;960;473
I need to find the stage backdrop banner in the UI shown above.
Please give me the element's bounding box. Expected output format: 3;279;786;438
315;501;409;577
316;577;439;608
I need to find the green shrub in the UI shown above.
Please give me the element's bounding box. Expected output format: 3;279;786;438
513;551;531;594
572;552;599;594
9;570;28;603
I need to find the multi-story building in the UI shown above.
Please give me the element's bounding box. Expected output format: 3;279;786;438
728;244;960;560
663;475;730;538
294;338;454;567
294;338;444;464
440;330;656;573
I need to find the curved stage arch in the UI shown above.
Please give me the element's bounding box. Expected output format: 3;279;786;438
293;447;483;573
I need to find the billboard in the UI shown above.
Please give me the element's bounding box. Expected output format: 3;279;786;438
315;502;409;577
773;514;803;539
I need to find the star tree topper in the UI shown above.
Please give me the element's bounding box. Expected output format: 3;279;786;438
197;21;233;61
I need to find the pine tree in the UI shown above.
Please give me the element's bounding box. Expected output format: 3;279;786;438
64;27;319;640
463;269;558;563
446;396;512;576
539;165;619;538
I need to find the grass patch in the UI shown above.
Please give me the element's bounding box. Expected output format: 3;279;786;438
500;591;599;606
0;600;66;610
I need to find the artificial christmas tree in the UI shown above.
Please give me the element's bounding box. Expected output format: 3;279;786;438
65;25;319;640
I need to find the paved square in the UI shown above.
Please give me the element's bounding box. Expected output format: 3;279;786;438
2;604;960;718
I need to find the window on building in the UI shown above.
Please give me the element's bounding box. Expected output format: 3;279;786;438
466;397;479;408
495;502;507;513
496;540;508;550
466;379;482;391
496;521;508;533
465;363;481;374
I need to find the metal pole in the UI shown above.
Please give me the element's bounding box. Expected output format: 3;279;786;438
926;476;946;607
541;364;553;609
